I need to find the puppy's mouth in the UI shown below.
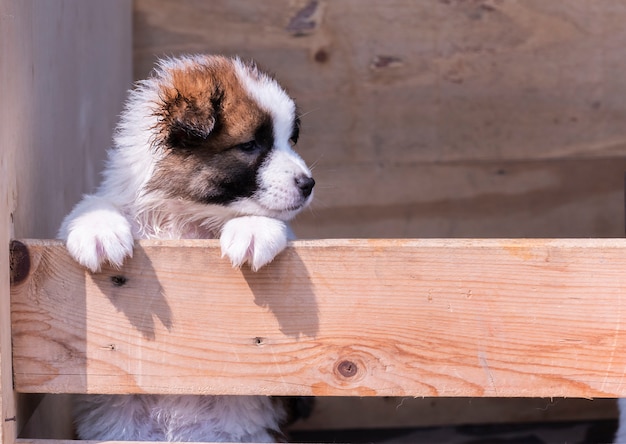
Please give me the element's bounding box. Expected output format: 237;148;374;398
270;198;312;214
258;193;314;219
264;177;315;212
230;180;315;221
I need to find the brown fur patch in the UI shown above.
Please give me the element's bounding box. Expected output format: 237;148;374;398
146;56;277;205
155;56;268;151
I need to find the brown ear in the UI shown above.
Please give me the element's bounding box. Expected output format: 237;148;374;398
164;91;221;150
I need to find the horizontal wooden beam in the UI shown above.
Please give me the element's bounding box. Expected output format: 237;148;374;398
10;239;626;398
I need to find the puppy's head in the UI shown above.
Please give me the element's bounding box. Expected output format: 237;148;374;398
127;55;313;222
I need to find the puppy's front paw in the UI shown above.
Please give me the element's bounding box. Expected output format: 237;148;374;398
62;207;134;272
220;216;288;271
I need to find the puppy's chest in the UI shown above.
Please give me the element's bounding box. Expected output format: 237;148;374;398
180;224;218;240
134;220;219;240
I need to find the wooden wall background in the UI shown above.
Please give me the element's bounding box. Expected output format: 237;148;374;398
135;0;626;240
132;0;626;433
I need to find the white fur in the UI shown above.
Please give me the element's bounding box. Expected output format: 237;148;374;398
74;395;285;442
220;216;289;271
60;196;134;272
231;149;313;222
233;58;296;144
59;54;313;441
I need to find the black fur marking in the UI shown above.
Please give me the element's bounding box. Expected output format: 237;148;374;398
167;120;211;149
255;118;274;151
290;116;301;145
203;118;274;204
149;116;276;206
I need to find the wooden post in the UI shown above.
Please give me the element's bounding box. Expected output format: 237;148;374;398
0;1;29;441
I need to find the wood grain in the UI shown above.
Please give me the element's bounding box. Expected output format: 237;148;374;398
11;239;626;398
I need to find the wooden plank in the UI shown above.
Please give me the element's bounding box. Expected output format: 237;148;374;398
10;239;626;398
10;0;132;240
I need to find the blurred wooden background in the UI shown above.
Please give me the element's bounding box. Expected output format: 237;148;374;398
135;0;626;240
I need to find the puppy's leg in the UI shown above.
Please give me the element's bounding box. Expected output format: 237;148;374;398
59;195;134;272
220;216;289;271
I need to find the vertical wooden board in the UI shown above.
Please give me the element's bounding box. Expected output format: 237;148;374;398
11;0;132;239
1;1;31;440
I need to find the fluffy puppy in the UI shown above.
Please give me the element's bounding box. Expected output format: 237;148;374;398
59;55;314;442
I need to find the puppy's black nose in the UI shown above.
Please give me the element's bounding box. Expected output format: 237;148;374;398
295;175;315;198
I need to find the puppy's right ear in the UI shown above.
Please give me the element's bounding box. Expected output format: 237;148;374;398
163;91;221;150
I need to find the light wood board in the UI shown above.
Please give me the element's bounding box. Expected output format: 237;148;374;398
11;239;626;398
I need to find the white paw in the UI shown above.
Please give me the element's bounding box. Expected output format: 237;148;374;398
61;205;134;272
219;216;288;271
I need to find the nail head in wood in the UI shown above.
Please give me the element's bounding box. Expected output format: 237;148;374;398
337;360;358;378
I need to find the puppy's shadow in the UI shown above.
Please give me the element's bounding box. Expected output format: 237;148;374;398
92;244;173;340
242;249;319;339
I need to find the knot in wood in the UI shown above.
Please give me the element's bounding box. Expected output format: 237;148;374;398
314;49;329;63
337;360;358;378
110;275;127;287
9;240;30;285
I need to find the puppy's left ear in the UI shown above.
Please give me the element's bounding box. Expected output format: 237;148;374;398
163;91;221;150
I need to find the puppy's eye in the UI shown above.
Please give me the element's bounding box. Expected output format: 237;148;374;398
235;140;261;154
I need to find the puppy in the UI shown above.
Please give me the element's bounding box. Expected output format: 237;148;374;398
59;54;314;442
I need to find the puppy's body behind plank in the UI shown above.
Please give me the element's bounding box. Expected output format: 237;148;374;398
60;55;314;442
